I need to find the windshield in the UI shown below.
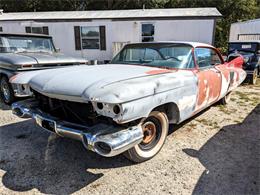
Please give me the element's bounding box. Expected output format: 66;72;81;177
0;36;55;53
228;43;258;54
111;43;195;69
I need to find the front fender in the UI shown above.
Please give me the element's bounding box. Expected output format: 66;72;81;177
9;70;45;84
113;82;198;124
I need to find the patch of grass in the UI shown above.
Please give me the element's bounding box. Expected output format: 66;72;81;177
235;91;251;102
195;118;220;128
251;97;260;106
237;101;247;107
233;120;242;123
230;97;236;101
217;105;232;114
255;78;260;87
187;122;197;128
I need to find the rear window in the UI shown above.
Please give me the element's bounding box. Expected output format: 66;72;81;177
228;43;258;54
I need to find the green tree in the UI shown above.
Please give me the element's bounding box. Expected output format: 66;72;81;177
0;0;259;52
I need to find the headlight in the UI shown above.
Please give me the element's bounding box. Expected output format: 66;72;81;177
243;57;250;64
94;102;122;117
14;84;33;97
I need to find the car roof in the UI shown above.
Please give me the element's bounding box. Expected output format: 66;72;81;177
126;41;214;48
0;32;52;38
229;41;260;44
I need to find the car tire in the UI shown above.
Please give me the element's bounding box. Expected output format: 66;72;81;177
0;76;15;104
124;111;169;163
249;69;257;85
219;92;232;105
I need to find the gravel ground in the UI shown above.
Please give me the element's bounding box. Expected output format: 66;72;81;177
0;81;259;195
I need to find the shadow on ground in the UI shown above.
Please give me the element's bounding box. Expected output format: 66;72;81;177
0;120;132;194
0;100;10;110
184;104;260;195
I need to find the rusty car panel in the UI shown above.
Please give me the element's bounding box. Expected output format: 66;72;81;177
11;42;246;162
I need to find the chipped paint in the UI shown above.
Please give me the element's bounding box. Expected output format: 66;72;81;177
145;69;172;75
11;45;246;125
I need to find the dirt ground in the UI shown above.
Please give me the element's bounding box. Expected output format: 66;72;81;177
0;81;259;195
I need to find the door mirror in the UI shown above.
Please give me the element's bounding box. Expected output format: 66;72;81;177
56;48;61;53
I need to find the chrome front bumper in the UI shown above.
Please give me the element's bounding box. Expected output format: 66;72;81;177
12;99;143;157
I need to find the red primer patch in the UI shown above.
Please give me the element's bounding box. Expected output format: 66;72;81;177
146;69;172;75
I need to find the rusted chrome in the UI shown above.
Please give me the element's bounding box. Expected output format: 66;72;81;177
142;121;156;144
12;99;144;157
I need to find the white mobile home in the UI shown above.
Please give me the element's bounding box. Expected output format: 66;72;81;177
0;8;221;62
229;19;260;42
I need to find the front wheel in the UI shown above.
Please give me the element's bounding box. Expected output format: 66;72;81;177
124;111;169;163
0;76;15;104
249;69;257;85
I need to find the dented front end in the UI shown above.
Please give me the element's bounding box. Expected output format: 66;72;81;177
12;99;144;157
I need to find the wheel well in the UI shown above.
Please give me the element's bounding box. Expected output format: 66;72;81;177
152;102;180;124
0;73;8;79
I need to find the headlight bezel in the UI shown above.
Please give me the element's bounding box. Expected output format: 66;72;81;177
93;102;122;117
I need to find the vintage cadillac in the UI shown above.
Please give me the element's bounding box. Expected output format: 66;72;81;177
11;42;246;163
0;33;87;104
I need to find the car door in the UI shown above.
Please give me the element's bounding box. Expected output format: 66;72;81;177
194;47;222;111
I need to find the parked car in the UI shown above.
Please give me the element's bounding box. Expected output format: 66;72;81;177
228;41;260;84
11;42;246;163
0;33;87;104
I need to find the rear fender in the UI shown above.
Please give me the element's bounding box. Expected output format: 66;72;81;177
226;56;244;68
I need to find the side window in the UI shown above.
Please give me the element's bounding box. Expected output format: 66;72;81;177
195;48;222;68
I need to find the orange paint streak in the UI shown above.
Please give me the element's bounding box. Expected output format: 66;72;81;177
196;69;221;110
145;69;172;75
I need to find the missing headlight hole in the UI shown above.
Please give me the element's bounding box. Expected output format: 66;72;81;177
97;103;103;110
113;105;121;115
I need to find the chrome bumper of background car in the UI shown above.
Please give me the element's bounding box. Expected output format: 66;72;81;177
245;70;255;75
12;99;144;157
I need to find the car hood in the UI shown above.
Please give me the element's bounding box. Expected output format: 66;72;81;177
0;52;86;66
12;64;193;103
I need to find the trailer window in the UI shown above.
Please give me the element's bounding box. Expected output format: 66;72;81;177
81;26;100;49
142;24;154;42
25;26;49;35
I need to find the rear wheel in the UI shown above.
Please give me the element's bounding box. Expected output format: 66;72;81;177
0;76;15;104
124;111;169;163
219;92;232;105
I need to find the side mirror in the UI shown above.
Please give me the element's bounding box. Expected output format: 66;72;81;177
257;50;260;54
56;48;61;53
222;55;227;62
